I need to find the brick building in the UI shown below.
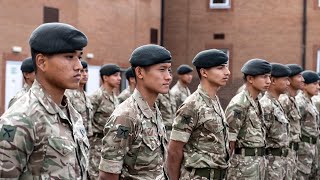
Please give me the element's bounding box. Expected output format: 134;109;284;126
163;0;320;107
0;0;162;113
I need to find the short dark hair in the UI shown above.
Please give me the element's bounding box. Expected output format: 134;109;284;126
31;48;55;73
196;67;202;79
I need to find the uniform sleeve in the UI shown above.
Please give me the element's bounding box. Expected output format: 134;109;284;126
0;116;35;178
89;92;100;115
225;104;244;142
170;102;196;143
99;114;135;174
261;102;274;130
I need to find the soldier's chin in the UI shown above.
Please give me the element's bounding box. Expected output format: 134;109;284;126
158;88;169;94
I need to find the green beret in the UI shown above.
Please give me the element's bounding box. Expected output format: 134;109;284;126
177;64;193;75
81;60;88;69
29;23;87;54
241;58;271;75
286;64;303;77
129;44;171;67
20;57;34;73
125;67;135;79
271;63;291;77
192;49;228;68
302;70;320;84
100;64;120;76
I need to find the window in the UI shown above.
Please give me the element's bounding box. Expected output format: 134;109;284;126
209;0;231;9
317;49;320;72
150;28;158;44
43;6;59;23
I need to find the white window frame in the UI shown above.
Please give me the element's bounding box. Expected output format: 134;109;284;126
209;0;231;9
317;49;320;72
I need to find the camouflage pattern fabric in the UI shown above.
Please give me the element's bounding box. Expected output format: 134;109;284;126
99;89;167;179
259;92;289;179
118;87;133;103
170;81;191;110
8;83;31;108
295;91;319;178
65;89;94;137
156;92;176;138
279;93;302;179
0;80;89;179
312;94;320;180
170;85;229;174
225;89;266;180
89;86;119;179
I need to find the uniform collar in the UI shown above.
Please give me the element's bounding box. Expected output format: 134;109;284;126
101;86;116;103
132;89;155;118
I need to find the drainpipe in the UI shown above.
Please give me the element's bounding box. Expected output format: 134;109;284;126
302;0;307;69
160;0;165;46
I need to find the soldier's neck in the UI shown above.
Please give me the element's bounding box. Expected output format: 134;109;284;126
288;86;298;97
136;85;157;108
102;83;114;94
200;80;218;99
178;80;188;88
267;87;280;99
36;77;64;105
78;83;85;91
245;83;260;99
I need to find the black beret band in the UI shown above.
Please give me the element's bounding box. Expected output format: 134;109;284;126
29;23;87;54
192;49;228;68
129;44;172;67
81;60;88;69
177;64;193;75
100;64;121;76
20;57;34;73
270;63;291;77
241;58;271;76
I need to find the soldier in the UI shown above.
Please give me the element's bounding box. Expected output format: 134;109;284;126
167;49;230;180
156;90;176;139
259;63;291;179
0;23;89;179
296;70;320;179
8;57;35;107
170;64;193;109
65;60;93;137
98;44;171;179
278;64;304;179
89;63;121;179
226;59;271;180
118;67;136;103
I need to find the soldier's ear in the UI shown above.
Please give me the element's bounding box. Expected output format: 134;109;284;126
36;54;47;72
247;75;254;84
135;66;144;79
271;77;276;84
200;68;207;78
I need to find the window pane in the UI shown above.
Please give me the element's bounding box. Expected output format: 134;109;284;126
43;6;59;23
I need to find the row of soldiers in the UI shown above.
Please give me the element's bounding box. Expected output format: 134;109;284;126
1;21;320;180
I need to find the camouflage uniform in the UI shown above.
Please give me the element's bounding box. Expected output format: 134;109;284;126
170;85;229;180
279;93;302;180
296;91;319;179
99;89;167;179
225;89;266;180
259;92;290;180
156;92;177;138
312;94;320;180
0;80;89;179
65;89;94;137
118;87;133;103
170;81;191;110
8;83;31;108
89;86;119;179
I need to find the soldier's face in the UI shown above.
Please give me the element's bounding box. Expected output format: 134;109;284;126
39;51;83;90
304;81;320;96
251;74;271;92
80;68;88;85
139;63;172;94
204;64;230;87
179;73;193;84
274;76;290;94
104;72;121;88
289;73;304;90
